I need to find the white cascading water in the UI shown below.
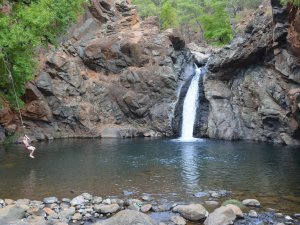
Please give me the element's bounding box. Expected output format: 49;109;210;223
180;67;201;140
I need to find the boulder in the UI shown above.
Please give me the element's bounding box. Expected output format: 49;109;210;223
225;204;243;218
204;206;236;225
141;204;152;213
93;209;157;225
242;199;261;207
171;215;186;225
94;204;119;214
172;204;208;221
0;205;26;224
70;195;85;206
43;197;58;204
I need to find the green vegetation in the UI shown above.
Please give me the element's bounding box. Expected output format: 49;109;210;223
281;0;300;6
0;0;85;107
132;0;263;45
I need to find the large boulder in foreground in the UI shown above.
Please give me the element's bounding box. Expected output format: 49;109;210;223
204;206;236;225
0;205;26;224
93;209;157;225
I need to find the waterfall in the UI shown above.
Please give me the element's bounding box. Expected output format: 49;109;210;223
180;67;202;140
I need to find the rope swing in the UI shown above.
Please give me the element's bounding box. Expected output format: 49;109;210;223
2;51;36;158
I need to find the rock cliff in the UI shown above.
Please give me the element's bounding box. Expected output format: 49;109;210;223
199;0;300;145
0;0;191;141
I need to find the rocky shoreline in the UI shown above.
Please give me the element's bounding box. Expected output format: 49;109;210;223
1;191;299;225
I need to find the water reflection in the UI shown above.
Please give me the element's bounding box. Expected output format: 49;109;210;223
22;169;37;197
180;142;199;190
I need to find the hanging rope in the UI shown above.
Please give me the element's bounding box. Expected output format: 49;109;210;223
2;51;26;132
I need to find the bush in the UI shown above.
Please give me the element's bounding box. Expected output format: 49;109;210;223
0;0;86;107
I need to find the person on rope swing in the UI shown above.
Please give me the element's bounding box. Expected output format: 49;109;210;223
22;135;36;158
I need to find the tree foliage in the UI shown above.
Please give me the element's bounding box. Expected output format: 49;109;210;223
281;0;300;6
0;0;85;107
132;0;263;45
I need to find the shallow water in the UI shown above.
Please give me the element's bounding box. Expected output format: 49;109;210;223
0;138;299;213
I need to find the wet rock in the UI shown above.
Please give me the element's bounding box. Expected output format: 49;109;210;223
61;198;71;203
171;215;186;225
225;204;243;218
0;126;5;143
172;204;208;221
70;196;85;206
15;199;30;206
152;204;171;212
248;210;258;218
72;212;82;220
194;192;209;198
275;213;284;218
142;194;152;201
123;191;134;196
242;199;261;207
285;215;293;221
43;197;58;204
82;193;93;201
210;191;221;198
280;133;300;146
141;204;152;213
4;199;14;205
204;206;236;225
0;205;27;224
204;201;219;207
94;204;119;214
93;209;157;225
101;128;121;138
102;198;112;205
92;196;103;204
59;207;75;221
293;213;300;219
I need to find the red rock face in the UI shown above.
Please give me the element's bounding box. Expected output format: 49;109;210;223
6;0;190;141
0;98;14;126
287;6;300;59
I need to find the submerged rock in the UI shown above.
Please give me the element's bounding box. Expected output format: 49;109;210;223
242;199;261;207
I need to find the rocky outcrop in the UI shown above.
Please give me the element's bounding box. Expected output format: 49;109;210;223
1;0;191;141
198;0;300;144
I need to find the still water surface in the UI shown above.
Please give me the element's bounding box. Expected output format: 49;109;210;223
0;138;299;212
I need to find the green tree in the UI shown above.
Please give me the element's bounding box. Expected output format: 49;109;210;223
200;0;233;45
160;1;178;29
281;0;300;5
0;0;85;107
131;0;159;18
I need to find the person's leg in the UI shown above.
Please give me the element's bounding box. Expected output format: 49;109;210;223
28;146;35;158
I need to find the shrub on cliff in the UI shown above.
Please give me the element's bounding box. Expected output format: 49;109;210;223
281;0;300;6
0;0;85;107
